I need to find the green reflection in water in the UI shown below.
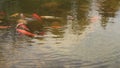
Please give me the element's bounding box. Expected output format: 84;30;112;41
98;0;120;29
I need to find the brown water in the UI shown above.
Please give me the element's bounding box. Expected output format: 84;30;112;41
1;0;120;68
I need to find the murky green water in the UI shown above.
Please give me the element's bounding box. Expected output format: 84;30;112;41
1;0;120;68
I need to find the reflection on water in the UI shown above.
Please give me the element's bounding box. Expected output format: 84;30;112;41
98;0;120;29
1;0;120;68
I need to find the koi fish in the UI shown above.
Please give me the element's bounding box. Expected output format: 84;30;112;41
0;11;5;15
39;32;45;35
41;16;61;19
16;23;29;31
10;13;19;17
32;13;42;21
51;26;62;29
0;26;11;29
90;16;99;22
16;29;35;37
20;13;26;19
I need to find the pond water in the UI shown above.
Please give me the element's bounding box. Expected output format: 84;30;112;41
0;0;120;68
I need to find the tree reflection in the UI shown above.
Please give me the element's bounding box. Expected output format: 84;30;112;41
2;0;20;19
67;0;91;35
98;0;120;29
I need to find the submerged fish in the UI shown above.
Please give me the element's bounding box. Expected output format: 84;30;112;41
32;13;42;21
10;13;19;17
0;26;11;29
16;29;35;37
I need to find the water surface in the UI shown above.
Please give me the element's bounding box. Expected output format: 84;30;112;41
0;0;120;68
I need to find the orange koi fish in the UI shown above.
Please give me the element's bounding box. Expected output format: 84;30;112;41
16;29;35;37
0;26;11;29
16;23;29;31
51;26;62;29
32;13;42;21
